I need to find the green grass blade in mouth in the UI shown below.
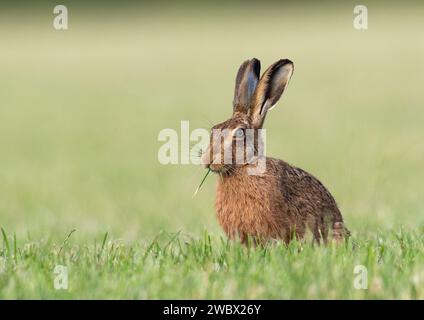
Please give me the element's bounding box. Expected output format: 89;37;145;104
192;168;211;198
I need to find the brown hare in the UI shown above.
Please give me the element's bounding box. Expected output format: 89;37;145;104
201;58;349;245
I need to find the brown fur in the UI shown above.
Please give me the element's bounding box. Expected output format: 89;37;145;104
201;58;349;245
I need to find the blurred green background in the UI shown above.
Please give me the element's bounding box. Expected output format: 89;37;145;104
0;1;423;243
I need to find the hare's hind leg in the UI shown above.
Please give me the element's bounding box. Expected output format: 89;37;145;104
317;224;329;245
310;218;329;245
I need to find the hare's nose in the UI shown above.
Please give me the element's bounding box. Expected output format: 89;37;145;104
209;163;223;173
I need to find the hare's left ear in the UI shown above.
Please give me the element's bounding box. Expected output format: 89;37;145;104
233;58;261;114
249;59;294;128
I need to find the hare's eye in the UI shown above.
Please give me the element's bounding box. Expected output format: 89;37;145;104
234;128;245;139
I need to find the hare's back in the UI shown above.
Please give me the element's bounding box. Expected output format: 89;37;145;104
266;157;341;219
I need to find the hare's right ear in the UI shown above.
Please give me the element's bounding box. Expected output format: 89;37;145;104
249;59;294;128
233;58;261;114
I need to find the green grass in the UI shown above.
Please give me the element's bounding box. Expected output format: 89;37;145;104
0;2;424;299
1;228;423;299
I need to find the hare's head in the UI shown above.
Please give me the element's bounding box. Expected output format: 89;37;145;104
201;58;294;174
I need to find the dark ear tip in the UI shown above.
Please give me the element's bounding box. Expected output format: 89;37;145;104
277;59;294;67
270;59;294;76
250;58;261;77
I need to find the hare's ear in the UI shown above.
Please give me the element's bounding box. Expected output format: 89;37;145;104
249;59;294;128
233;58;261;114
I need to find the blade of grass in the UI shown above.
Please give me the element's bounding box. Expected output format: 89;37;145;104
192;168;211;198
1;227;10;258
163;230;181;252
13;232;17;264
142;231;164;262
58;229;77;255
97;231;109;261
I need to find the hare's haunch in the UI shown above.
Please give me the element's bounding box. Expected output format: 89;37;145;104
201;58;349;244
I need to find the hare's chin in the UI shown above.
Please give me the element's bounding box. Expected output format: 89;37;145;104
208;164;231;174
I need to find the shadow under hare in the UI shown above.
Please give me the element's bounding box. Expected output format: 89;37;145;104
201;58;349;245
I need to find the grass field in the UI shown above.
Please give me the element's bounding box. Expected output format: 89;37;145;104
0;2;423;299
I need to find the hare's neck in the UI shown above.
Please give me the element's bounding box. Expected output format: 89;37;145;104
216;166;250;189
